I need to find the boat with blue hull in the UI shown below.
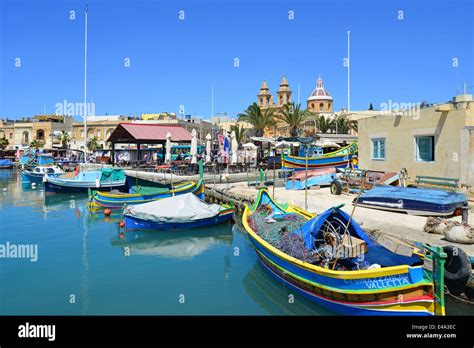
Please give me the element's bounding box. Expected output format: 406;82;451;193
45;168;126;193
354;186;467;216
123;193;233;231
0;159;14;169
243;188;447;316
21;165;64;183
281;142;357;171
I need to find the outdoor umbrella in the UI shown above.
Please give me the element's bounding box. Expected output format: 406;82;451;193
205;133;212;163
165;132;171;163
231;130;238;164
191;129;197;164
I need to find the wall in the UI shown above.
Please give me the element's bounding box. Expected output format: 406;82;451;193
358;100;474;190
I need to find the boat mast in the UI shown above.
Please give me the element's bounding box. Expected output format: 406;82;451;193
83;5;88;163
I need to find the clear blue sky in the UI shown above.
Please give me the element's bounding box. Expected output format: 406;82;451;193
0;0;472;120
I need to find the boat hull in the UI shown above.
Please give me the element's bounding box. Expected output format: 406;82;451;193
124;209;233;230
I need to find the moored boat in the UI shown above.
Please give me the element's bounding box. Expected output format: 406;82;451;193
0;159;14;169
88;161;205;208
44;168;126;193
354;186;467;216
21;165;64;183
281;142;357;171
243;188;447;316
123;193;233;230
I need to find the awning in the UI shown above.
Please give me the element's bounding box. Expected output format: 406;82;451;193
107;123;193;143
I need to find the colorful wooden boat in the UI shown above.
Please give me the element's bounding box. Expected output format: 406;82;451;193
281;142;357;171
44;168;126;193
89;161;205;208
123;193;233;230
243;188;447;316
354;186;467;216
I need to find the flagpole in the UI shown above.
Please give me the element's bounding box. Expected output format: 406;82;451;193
347;30;350;113
83;5;88;163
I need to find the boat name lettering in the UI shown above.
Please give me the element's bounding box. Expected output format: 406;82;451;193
344;275;409;289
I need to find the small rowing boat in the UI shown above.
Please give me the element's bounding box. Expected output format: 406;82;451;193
123;193;233;230
243;188;447;316
354;186;467;216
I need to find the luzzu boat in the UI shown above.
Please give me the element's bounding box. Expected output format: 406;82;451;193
88;161;205;209
281;142;357;171
243;188;447;316
44;168;126;193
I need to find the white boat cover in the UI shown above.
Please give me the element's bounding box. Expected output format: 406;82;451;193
124;193;222;223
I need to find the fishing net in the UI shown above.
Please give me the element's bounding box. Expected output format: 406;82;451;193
247;205;316;262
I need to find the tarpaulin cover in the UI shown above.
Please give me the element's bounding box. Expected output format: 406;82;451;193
100;168;126;182
124;193;222;223
0;159;12;165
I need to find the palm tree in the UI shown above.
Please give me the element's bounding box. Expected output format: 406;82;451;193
237;103;275;137
30;139;42;149
334;116;351;134
87;136;101;152
274;103;310;137
59;130;72;149
237;103;275;162
0;136;9;150
316;115;334;134
230;124;246;150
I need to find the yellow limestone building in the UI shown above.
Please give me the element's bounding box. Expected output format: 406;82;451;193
357;93;474;195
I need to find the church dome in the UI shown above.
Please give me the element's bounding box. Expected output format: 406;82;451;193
307;77;332;101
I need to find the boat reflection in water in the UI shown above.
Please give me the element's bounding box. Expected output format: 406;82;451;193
243;262;335;315
111;223;234;260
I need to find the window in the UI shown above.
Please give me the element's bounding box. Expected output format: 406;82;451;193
371;138;386;160
415;136;435;162
81;130;84;139
97;130;101;138
9;133;13;139
319;103;324;111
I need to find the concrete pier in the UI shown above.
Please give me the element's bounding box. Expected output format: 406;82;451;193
207;181;474;256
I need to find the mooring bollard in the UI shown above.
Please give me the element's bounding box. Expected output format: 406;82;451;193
462;202;469;223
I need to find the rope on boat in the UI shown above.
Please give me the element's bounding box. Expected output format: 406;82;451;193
444;285;474;305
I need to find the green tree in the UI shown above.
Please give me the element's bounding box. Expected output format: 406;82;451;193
237;103;275;162
30;139;42;149
316;115;335;134
0;136;9;150
87;136;101;152
334;116;351;134
274;103;310;137
230;124;247;150
58;130;72;149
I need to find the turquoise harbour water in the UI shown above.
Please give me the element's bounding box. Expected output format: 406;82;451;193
0;169;467;315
